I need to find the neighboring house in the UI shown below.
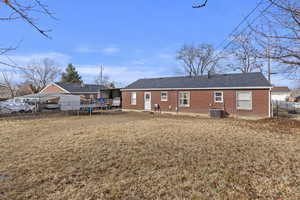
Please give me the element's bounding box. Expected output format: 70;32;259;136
40;82;121;102
271;86;290;101
0;84;11;101
122;72;273;118
289;89;300;102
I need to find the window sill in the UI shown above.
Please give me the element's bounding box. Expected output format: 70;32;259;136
237;108;252;111
179;105;190;108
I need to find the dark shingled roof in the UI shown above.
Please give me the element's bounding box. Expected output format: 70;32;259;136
271;86;290;92
124;72;272;90
55;82;108;93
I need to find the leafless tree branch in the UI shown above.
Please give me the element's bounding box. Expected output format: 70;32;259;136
1;0;55;38
19;58;61;93
0;71;15;98
192;0;208;8
227;31;263;73
252;0;300;79
176;44;222;76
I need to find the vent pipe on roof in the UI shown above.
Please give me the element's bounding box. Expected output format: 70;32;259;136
208;71;212;79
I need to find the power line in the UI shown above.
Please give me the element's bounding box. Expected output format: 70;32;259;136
216;0;265;50
215;0;275;58
222;1;274;52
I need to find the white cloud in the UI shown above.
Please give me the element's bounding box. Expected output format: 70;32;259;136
101;47;120;54
0;52;71;68
76;64;166;87
130;59;147;65
75;45;120;55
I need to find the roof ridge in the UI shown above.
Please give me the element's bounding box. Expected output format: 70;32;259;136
56;82;104;86
138;72;263;81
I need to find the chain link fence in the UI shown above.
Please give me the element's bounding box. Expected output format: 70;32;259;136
272;100;300;117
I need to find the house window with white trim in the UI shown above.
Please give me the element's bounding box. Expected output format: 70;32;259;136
131;92;137;105
237;91;252;110
179;91;190;107
161;92;168;101
214;91;223;103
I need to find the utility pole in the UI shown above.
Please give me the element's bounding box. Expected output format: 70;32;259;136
267;47;271;83
98;65;104;99
266;37;277;84
100;65;103;86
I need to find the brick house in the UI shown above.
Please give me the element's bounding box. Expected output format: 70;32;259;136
122;72;273;118
40;82;121;103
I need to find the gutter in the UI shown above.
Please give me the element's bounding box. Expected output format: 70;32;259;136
121;86;273;91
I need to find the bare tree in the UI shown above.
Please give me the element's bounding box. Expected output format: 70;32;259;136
0;0;54;67
253;0;300;78
95;74;109;85
227;31;263;73
176;44;221;77
20;58;60;93
94;66;115;88
0;71;15;98
15;81;35;96
1;0;55;38
94;74;115;88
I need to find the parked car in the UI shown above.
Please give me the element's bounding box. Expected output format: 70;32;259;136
0;101;34;114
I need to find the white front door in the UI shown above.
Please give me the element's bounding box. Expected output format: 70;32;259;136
144;92;151;111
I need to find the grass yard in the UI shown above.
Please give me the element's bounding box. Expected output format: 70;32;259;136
0;112;300;200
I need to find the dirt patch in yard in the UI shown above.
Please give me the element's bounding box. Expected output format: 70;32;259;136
237;117;300;135
0;112;299;200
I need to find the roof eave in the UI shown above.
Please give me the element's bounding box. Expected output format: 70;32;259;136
121;86;273;91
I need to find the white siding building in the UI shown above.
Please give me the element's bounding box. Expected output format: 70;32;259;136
271;87;290;102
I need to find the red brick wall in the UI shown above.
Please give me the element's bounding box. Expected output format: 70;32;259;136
40;84;68;94
122;89;270;117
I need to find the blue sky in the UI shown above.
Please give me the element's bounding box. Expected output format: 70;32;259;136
0;0;297;87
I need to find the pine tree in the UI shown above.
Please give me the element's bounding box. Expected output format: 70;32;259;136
60;64;82;83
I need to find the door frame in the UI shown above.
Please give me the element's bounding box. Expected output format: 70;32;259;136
144;92;151;111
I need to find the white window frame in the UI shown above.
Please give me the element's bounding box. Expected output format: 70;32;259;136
214;91;223;103
160;91;168;102
131;92;137;105
178;91;190;107
236;91;252;110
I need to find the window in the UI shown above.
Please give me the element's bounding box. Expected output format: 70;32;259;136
179;92;190;107
161;92;168;101
237;91;252;110
214;91;223;103
131;92;137;105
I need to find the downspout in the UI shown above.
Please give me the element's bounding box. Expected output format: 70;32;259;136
176;90;179;113
269;88;272;118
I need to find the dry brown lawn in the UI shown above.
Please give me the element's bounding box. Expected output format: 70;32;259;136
0;112;300;200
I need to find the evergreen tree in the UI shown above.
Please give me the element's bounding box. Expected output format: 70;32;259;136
61;64;82;83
